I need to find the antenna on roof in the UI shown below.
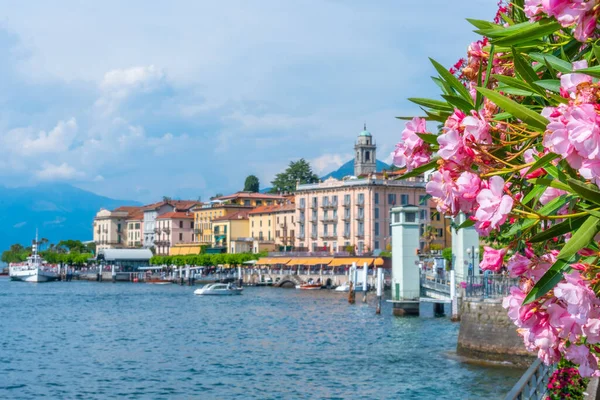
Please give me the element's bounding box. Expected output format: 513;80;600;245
364;122;367;130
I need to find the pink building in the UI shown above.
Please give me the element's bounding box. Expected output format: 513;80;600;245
294;127;427;254
154;211;195;255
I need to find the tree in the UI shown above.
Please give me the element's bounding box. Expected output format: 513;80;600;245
270;159;319;193
243;175;260;192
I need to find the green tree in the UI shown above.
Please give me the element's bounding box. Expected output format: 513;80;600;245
243;175;260;192
270;159;319;193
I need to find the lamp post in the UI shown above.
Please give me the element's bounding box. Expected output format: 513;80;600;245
466;246;479;276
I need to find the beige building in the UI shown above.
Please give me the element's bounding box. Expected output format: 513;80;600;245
249;203;296;249
214;192;285;207
155;211;195;255
126;210;144;248
192;204;253;245
93;206;141;251
212;209;251;252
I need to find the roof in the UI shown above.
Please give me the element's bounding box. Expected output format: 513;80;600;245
156;211;194;220
215;192;285;201
97;248;153;261
212;209;251;222
359;123;372;137
142;200;199;212
127;211;144;221
249;203;295;215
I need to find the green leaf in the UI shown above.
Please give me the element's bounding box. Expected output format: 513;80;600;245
574;65;600;78
476;87;549;131
397;158;439;180
457;218;474;230
432;76;453;96
466;18;498;30
423;109;450;123
525;152;559;176
408;97;453;112
524;215;600;304
496;86;537;96
441;94;475;113
521;185;546;205
534;79;561;93
493;112;513;121
494;74;539;93
476;20;539;38
529;216;587;243
529;53;573;73
501;195;567;238
513;48;541;85
492;20;561;47
567;178;600;207
528;178;572;192
430;58;474;104
415;133;439;145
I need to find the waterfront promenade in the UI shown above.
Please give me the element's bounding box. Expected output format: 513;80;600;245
0;278;522;399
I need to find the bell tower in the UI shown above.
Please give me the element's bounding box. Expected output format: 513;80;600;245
354;123;377;177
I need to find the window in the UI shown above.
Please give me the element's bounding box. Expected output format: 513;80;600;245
388;194;397;205
323;196;329;206
333;209;337;218
179;233;183;241
394;213;400;223
375;222;380;236
300;211;305;220
358;193;364;204
268;219;271;227
312;197;318;207
374;241;380;250
344;194;351;205
290;229;295;237
358;208;364;218
260;220;262;227
268;231;271;240
276;230;280;238
252;220;254;227
324;210;328;219
344;209;350;219
344;222;350;235
179;221;183;228
358;222;364;235
365;150;370;161
436;213;441;221
117;223;121;232
300;198;305;207
292;216;294;223
420;209;426;220
244;200;251;206
256;200;262;206
332;195;338;205
374;208;379;219
405;212;416;223
323;224;328;235
277;217;280;224
358;241;364;253
401;194;409;205
419;195;426;205
437;228;444;237
190;221;194;228
333;242;337;252
333;224;337;235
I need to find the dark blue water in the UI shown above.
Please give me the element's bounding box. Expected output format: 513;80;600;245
0;278;522;399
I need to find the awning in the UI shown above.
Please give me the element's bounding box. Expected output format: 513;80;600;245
268;258;290;265
286;258;312;266
257;258;270;264
170;247;182;256
329;258;374;267
306;258;332;266
214;235;226;241
374;257;385;266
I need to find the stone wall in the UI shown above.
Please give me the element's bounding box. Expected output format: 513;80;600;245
457;298;534;367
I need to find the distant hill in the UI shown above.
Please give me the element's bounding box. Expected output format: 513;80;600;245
0;183;140;252
320;159;390;180
260;159;391;193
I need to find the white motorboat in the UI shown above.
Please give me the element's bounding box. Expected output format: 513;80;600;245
194;283;243;296
9;234;58;283
334;283;368;292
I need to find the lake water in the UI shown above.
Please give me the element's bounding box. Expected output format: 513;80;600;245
0;278;523;399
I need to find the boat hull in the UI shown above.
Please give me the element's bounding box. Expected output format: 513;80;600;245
295;284;322;290
194;289;243;296
10;270;58;283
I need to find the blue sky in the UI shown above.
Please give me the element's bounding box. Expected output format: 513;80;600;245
0;0;496;203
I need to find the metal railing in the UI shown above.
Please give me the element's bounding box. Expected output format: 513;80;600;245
420;273;451;295
464;274;519;299
504;359;554;400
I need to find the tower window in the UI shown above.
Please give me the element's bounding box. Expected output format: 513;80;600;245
365;151;370;161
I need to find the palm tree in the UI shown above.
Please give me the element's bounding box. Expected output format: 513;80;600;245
40;237;49;251
421;225;437;254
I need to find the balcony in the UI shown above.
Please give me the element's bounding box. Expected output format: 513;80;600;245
343;231;351;238
309;216;318;223
321;202;338;210
343;202;351;208
356;202;364;207
297;203;306;210
356;215;364;221
321;216;338;223
310;203;318;210
155;240;171;246
297;234;305;240
341;215;351;221
279;223;287;228
162;228;171;234
154;228;160;233
193;228;202;234
356;232;365;238
310;233;318;240
320;232;338;240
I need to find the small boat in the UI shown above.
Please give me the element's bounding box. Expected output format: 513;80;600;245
9;233;58;283
145;277;172;285
194;283;243;296
334;283;368;292
295;283;322;290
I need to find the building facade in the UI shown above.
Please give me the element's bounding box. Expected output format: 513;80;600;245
126;211;144;248
249;204;296;249
213;192;285;207
154;211;195;255
212;210;251;252
142;200;198;248
193;204;253;245
93;207;140;251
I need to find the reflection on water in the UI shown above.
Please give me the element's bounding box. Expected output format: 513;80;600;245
0;279;522;399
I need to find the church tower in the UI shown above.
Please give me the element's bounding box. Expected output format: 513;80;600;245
354;124;377;177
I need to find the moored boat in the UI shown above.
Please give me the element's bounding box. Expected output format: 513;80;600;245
9;233;58;283
295;283;322;290
194;283;243;296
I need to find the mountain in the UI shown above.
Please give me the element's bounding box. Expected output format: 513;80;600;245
320;159;390;180
0;183;140;252
260;159;391;193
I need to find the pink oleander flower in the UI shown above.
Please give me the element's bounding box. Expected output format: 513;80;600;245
574;8;598;41
507;253;531;277
540;187;567;205
554;271;597;324
480;246;507;272
583;318;600;344
444;109;466;130
564;344;599;377
392;117;432;172
437;128;470;165
461;111;492;144
547;302;582;341
474;176;514;236
567;104;600;160
524;0;543;17
455;171;481;213
426;169;458;214
561;60;592;95
579;159;600;187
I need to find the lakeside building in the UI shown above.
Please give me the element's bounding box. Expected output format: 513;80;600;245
155;211;196;255
192;203;253;246
213;192;286;207
142;200;198;249
249;203;296;251
94;206;144;251
294;127;428;254
426;199;452;252
126;210;144;248
212;209;251;253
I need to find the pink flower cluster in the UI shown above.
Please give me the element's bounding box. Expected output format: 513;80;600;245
524;0;599;41
503;270;600;377
437;110;492;166
391;117;433;172
543;65;600;187
426;169;481;215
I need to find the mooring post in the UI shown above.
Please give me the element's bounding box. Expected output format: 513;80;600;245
111;264;116;283
348;262;356;304
362;262;368;303
238;266;243;287
186;265;191;286
450;269;459;321
376;267;383;314
179;266;184;286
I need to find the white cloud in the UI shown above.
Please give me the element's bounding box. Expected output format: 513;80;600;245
8;118;77;156
13;222;27;228
35;162;85;181
311;153;352;175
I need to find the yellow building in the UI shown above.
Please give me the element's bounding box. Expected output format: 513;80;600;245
211;210;251;252
192;204;252;245
214;192;285;207
423;199;452;252
249;203;296;249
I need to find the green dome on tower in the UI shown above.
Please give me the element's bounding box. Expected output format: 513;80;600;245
359;123;372;137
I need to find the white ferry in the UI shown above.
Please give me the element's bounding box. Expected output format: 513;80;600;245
9;235;58;283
